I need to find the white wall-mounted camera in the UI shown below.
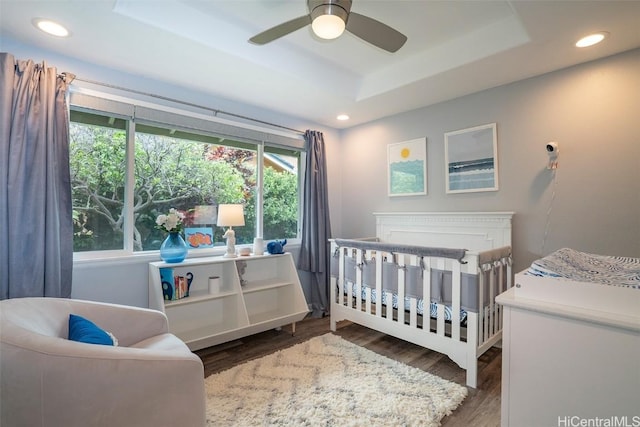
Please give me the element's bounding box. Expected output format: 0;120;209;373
546;141;559;170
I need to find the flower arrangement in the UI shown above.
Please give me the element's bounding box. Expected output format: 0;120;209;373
156;208;185;233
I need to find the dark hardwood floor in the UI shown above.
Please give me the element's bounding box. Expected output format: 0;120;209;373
195;316;502;427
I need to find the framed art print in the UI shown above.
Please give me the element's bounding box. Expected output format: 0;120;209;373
445;123;498;194
387;137;427;197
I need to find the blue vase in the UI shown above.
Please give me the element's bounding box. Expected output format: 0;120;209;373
160;232;188;263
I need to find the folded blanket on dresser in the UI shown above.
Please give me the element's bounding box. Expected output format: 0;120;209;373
525;248;640;288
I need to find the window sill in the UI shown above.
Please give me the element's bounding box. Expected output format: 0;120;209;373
73;241;300;268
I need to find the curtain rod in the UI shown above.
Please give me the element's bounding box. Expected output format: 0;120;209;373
72;77;306;135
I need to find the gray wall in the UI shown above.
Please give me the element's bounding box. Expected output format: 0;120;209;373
335;49;640;273
4;37;638;305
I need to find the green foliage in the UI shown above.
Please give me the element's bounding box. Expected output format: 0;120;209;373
70;125;126;250
69;122;299;252
263;167;298;240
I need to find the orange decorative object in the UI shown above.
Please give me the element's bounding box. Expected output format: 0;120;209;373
187;232;213;248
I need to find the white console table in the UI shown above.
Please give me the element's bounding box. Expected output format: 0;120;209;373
149;253;309;351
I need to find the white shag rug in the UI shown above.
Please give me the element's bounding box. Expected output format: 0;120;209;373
205;333;467;426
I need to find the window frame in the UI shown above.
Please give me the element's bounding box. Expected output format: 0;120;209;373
69;88;305;262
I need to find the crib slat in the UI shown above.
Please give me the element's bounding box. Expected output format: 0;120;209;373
338;247;345;307
452;260;461;341
423;257;431;325
409;255;419;328
489;262;498;335
503;256;513;328
375;252;383;317
496;258;507;330
436;258;447;336
346;253;353;308
478;264;485;345
355;249;363;312
397;254;405;326
493;262;500;335
409;298;418;328
365;250;373;314
330;243;337;308
385;291;393;321
436;304;445;336
485;269;490;343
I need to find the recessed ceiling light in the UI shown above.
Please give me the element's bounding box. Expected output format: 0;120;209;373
33;18;70;37
337;114;349;121
576;32;608;48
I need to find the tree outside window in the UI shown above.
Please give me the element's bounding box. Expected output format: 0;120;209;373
69;110;299;253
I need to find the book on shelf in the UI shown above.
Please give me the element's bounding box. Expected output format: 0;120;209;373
174;276;188;300
160;268;192;301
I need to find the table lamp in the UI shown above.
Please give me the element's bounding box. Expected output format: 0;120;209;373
217;204;245;258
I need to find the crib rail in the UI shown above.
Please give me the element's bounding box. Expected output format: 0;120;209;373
477;246;513;353
329;239;512;387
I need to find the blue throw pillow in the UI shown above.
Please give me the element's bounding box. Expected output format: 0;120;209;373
68;314;116;346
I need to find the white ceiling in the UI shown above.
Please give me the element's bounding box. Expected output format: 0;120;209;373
1;0;639;129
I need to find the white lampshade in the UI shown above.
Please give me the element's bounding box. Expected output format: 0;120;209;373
216;204;245;227
311;14;346;40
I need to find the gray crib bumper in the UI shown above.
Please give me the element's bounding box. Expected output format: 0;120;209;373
332;255;502;313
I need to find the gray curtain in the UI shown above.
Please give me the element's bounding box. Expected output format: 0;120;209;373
298;130;332;317
0;53;75;299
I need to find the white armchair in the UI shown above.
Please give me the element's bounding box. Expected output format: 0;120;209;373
0;297;205;427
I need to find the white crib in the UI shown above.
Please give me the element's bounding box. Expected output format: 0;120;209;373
330;212;514;388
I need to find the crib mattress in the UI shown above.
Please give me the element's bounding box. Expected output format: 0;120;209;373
525;248;640;289
345;282;468;325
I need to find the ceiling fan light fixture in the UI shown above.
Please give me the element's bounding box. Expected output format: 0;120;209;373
248;0;405;53
311;3;348;40
312;14;345;39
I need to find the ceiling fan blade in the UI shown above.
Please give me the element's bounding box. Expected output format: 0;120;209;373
346;12;407;53
249;15;312;45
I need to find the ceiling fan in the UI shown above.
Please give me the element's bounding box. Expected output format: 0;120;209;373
248;0;407;53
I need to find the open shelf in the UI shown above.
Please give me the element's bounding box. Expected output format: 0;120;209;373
248;309;308;326
149;253;309;351
241;279;293;294
163;289;237;307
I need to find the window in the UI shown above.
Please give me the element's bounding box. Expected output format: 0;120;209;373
262;147;299;240
69;110;127;252
69;94;303;256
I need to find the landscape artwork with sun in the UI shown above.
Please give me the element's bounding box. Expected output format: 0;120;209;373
387;137;427;196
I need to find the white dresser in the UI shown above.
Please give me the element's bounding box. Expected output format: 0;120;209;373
496;275;640;427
